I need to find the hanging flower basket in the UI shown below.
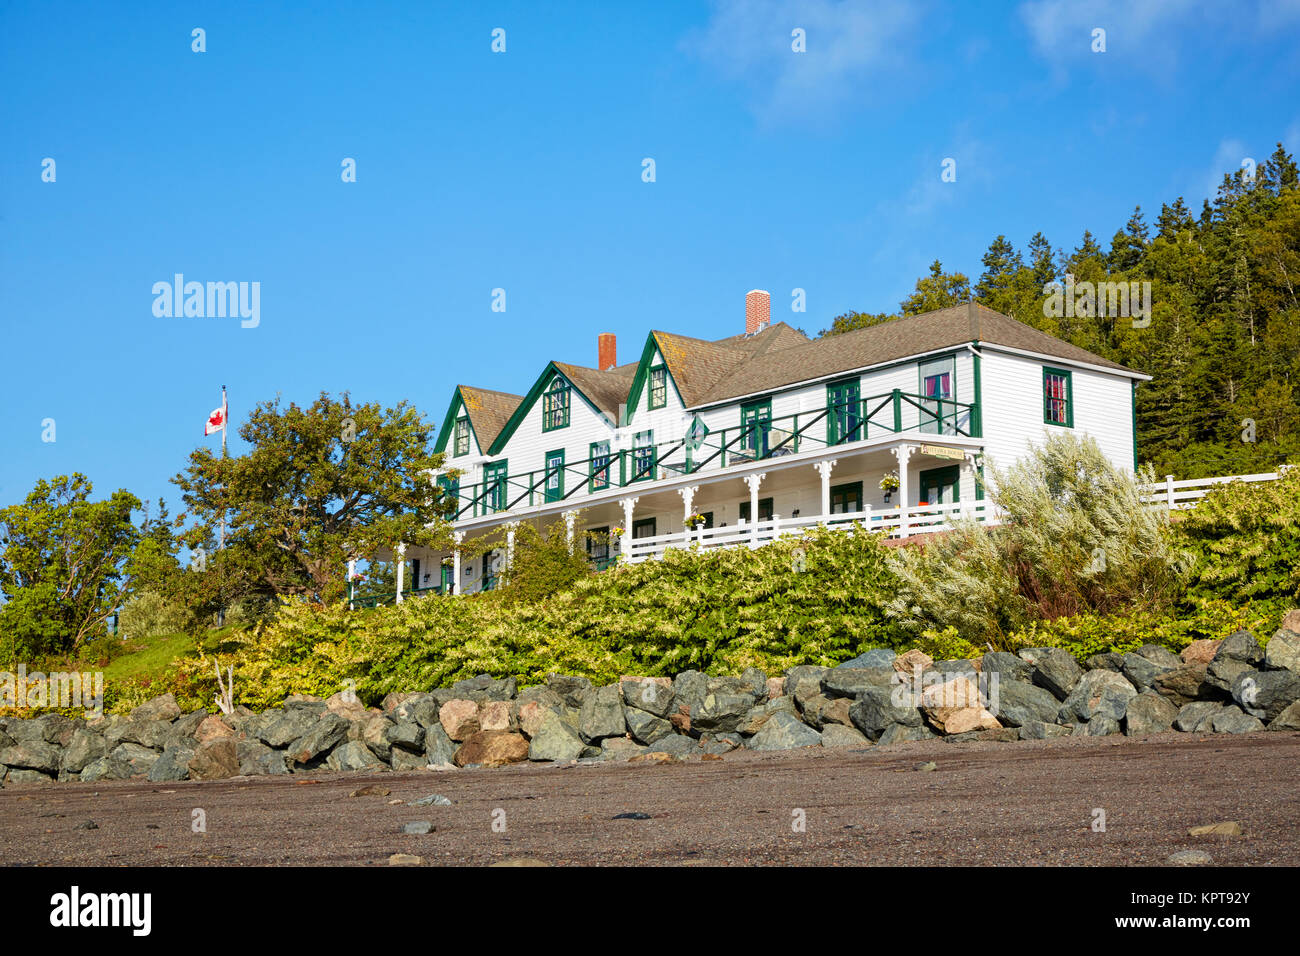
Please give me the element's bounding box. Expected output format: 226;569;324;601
879;472;900;493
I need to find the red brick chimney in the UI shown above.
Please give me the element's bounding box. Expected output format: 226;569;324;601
598;333;617;371
745;290;771;334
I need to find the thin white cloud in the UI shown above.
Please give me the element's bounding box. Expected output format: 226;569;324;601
1019;0;1199;76
682;0;925;125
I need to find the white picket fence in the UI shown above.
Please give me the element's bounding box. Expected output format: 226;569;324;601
621;469;1286;563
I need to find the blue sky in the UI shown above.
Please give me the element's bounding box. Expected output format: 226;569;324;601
3;0;1299;513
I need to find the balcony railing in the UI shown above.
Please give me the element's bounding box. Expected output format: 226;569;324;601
449;390;977;520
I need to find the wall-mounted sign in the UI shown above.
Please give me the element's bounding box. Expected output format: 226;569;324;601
919;443;965;461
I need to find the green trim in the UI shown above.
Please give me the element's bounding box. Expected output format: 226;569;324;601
589;439;612;492
632;517;657;538
453;417;470;456
740;398;772;456
624;333;684;423
918;465;960;505
829;480;863;514
1042;366;1074;428
971;344;983;438
543;448;565;502
488;364;606;455
542;378;571;432
738;497;774;522
918;355;957;435
826;377;861;445
481;459;509;515
975;462;985;501
648;365;668;410
434;387;481;456
629;430;656;482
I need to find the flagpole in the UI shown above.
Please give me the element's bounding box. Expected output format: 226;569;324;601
220;385;227;551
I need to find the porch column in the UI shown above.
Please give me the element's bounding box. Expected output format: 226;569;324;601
744;473;766;548
395;542;406;602
813;459;837;522
452;532;464;596
678;485;699;544
891;445;913;539
962;451;982;521
620;496;639;560
504;521;519;579
563;510;579;549
347;558;356;610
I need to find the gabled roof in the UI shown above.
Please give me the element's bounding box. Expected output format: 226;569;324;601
454;385;523;451
486;360;639;455
640;321;811;410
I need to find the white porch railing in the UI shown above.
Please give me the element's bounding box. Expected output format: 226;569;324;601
620;470;1288;564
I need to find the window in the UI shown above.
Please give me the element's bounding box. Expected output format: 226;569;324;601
1043;367;1073;427
740;399;772;458
544;449;565;502
589;440;611;491
829;481;863;514
482;460;508;514
633;517;658;538
482;550;500;591
587;526;610;563
648;366;668;409
543;377;570;431
919;465;960;505
919;356;955;434
436;474;460;519
738;497;774;523
630;430;655;482
454;417;470;456
827;379;861;445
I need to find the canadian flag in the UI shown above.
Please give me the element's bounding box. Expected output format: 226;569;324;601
205;404;226;436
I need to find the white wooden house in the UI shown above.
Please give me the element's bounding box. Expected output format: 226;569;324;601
369;292;1149;599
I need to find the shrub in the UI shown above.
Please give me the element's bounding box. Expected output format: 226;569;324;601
117;590;188;642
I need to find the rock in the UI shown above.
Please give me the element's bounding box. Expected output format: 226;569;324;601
1265;627;1300;672
798;694;851;730
636;733;698;759
360;715;396;760
423;724;458;766
129;693;182;722
0;741;61;774
109;742;161;776
546;674;593;707
841;648;897;669
452;674;517;702
600;737;647;761
820;667;895;700
991;680;1062;727
737;697;798;735
1121;653;1178;692
478;700;516;733
285;713;350;766
189;738;239;779
1207;656;1255;695
1019;647;1082;700
1018;721;1073;739
194;715;234;744
1057;670;1137;723
1084;652;1125;672
1153;663;1213;706
528;712;585;762
381;691;419;714
391;748;430;772
1136;644;1183;668
668;706;692;735
5;769;54;784
402;821;435;835
578;684;627;742
166;710;209;744
1188;821;1243;837
624;707;675;745
690;692;755;734
79;753;133;782
384;720;425;754
438;700;481;741
10;713;77;746
765;677;784;699
930;659;979;680
1168;850;1213;865
820;724;870;748
781;666;829;708
146;742;196;781
921;676;1000;735
1124;692;1179;736
284;694;325;711
893;648;934;675
914;761;938;771
700;732;743;754
877;723;936;745
60;729;107;774
1174;700;1228;732
849;686;922;741
981;651;1033;684
325;691;370;721
516;700;554;739
237;740;288;776
453;731;529;768
1181;639;1222;666
408;793;453;806
1073;716;1120;736
1210;710;1265;734
1213;630;1264;666
389;853;424;866
737;668;770;701
258;708;321;748
746;712;822;751
620;678;676;718
1232;668;1300;721
327;740;387;771
1268;700;1300;730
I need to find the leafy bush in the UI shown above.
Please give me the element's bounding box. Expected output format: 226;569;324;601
117;590;188;642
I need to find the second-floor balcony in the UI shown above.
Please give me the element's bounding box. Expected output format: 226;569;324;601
444;389;978;522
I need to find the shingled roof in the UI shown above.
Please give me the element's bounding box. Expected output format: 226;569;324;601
553;361;638;421
457;385;523;450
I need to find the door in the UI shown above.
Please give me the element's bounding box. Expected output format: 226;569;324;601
632;517;657;539
741;400;771;458
827;379;861;445
544;449;565;502
482;460;508;514
918;465;960;506
829;481;863;514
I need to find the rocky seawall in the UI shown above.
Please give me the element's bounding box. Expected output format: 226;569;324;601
3;621;1299;785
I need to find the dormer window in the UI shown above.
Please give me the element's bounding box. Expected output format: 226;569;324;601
453;417;470;456
543;377;571;431
648;366;668;409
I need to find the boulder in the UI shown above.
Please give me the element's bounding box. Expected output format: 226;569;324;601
849;686;922;741
528;711;585;762
992;680;1064;728
599;737;647;761
166;710;209;745
0;741;60;775
1124;692;1179;736
624;707;675;745
516;700;554;739
700;733;743;754
636;733;699;758
452;674;517;702
1267;700;1300;730
1018;721;1073;739
384;720;425;754
820;667;894;700
893;648;934;675
737;696;799;735
325;691;370;721
327;740;387;771
147;742;196;781
118;719;172;750
438;700;481;741
453;731;529;768
1173;700;1226;733
258;708;321;748
6;769;54;784
746;712;822;751
920;676;1000;735
1083;652;1125;672
1153;663;1213;706
546;674;593;707
1073;715;1120;736
820;724;870;748
737;668;771;701
1121;653;1178;692
930;659;979;680
621;679;676;718
391;747;430;771
237;740;288;776
1181;639;1222;666
60;729;107;774
109;742;161;776
195;715;236;744
1207;656;1255;695
1057;670;1137;723
1019;647;1082;700
782;666;829;708
981;651;1032;684
877;723;936;745
189;738;239;779
1232;669;1300;721
1212;630;1264;666
798;694;852;730
840;648;897;669
284;713;350;766
690;692;755;734
765;677;785;699
424;723;458;766
360;715;396;760
1210;709;1266;734
129;693;182;722
1264;627;1300;672
578;684;627;742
